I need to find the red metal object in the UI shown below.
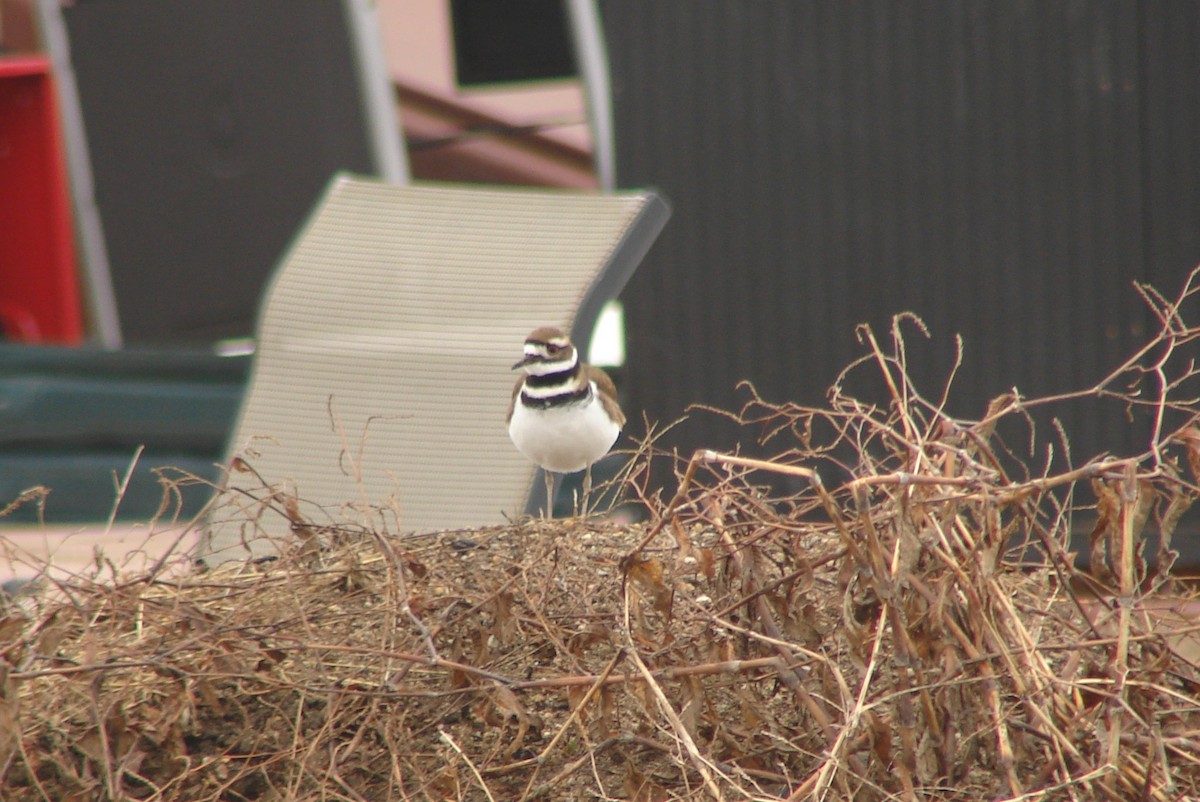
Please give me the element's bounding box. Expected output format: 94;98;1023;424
0;54;83;344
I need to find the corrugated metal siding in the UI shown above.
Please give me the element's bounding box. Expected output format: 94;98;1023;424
62;0;379;344
599;1;1197;473
1141;3;1200;288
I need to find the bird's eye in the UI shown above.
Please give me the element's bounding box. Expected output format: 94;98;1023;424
546;344;562;354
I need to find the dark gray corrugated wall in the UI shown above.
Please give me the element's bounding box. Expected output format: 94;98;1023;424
600;1;1198;474
63;0;379;344
1141;4;1200;279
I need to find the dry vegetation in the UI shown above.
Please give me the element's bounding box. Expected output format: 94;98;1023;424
3;271;1200;801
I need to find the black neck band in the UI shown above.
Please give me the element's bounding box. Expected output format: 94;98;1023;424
525;363;580;389
521;384;591;410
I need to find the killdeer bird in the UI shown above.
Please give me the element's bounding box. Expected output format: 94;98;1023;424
507;326;625;516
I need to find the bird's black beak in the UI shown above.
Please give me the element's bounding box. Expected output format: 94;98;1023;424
512;354;541;370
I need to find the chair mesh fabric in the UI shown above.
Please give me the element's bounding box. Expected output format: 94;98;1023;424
202;175;665;560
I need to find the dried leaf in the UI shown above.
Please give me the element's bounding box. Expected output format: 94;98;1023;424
429;766;460;800
491;591;517;647
0;612;27;645
74;725;106;763
628;558;673;616
490;684;530;759
0;665;17;768
866;710;892;766
599;685;616;738
1177;425;1200;484
283;493;305;526
627;557;664;592
778;598;823;647
787;552;815;598
566;684;589;721
1156;485;1194;576
194;678;225;715
976;392;1017;442
1089;478;1119;581
567;622;612;657
669;518;693;555
624;761;668;802
35;610;68;658
679;675;703;741
470;627;491;666
404;556;428;580
740;692;762;731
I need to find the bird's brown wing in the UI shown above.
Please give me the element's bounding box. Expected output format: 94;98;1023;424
506;376;524;424
586;364;626;428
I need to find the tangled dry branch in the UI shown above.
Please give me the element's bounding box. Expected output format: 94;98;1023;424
3;270;1200;801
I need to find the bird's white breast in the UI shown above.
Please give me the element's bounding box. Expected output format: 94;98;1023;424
507;383;621;473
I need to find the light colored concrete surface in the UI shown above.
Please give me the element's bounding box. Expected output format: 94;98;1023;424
0;523;199;584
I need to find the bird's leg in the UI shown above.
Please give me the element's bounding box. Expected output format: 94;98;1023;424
581;464;593;518
543;469;555;519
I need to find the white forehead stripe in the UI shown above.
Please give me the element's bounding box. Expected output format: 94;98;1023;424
525;337;569;352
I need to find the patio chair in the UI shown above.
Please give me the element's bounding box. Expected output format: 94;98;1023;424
200;174;669;561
